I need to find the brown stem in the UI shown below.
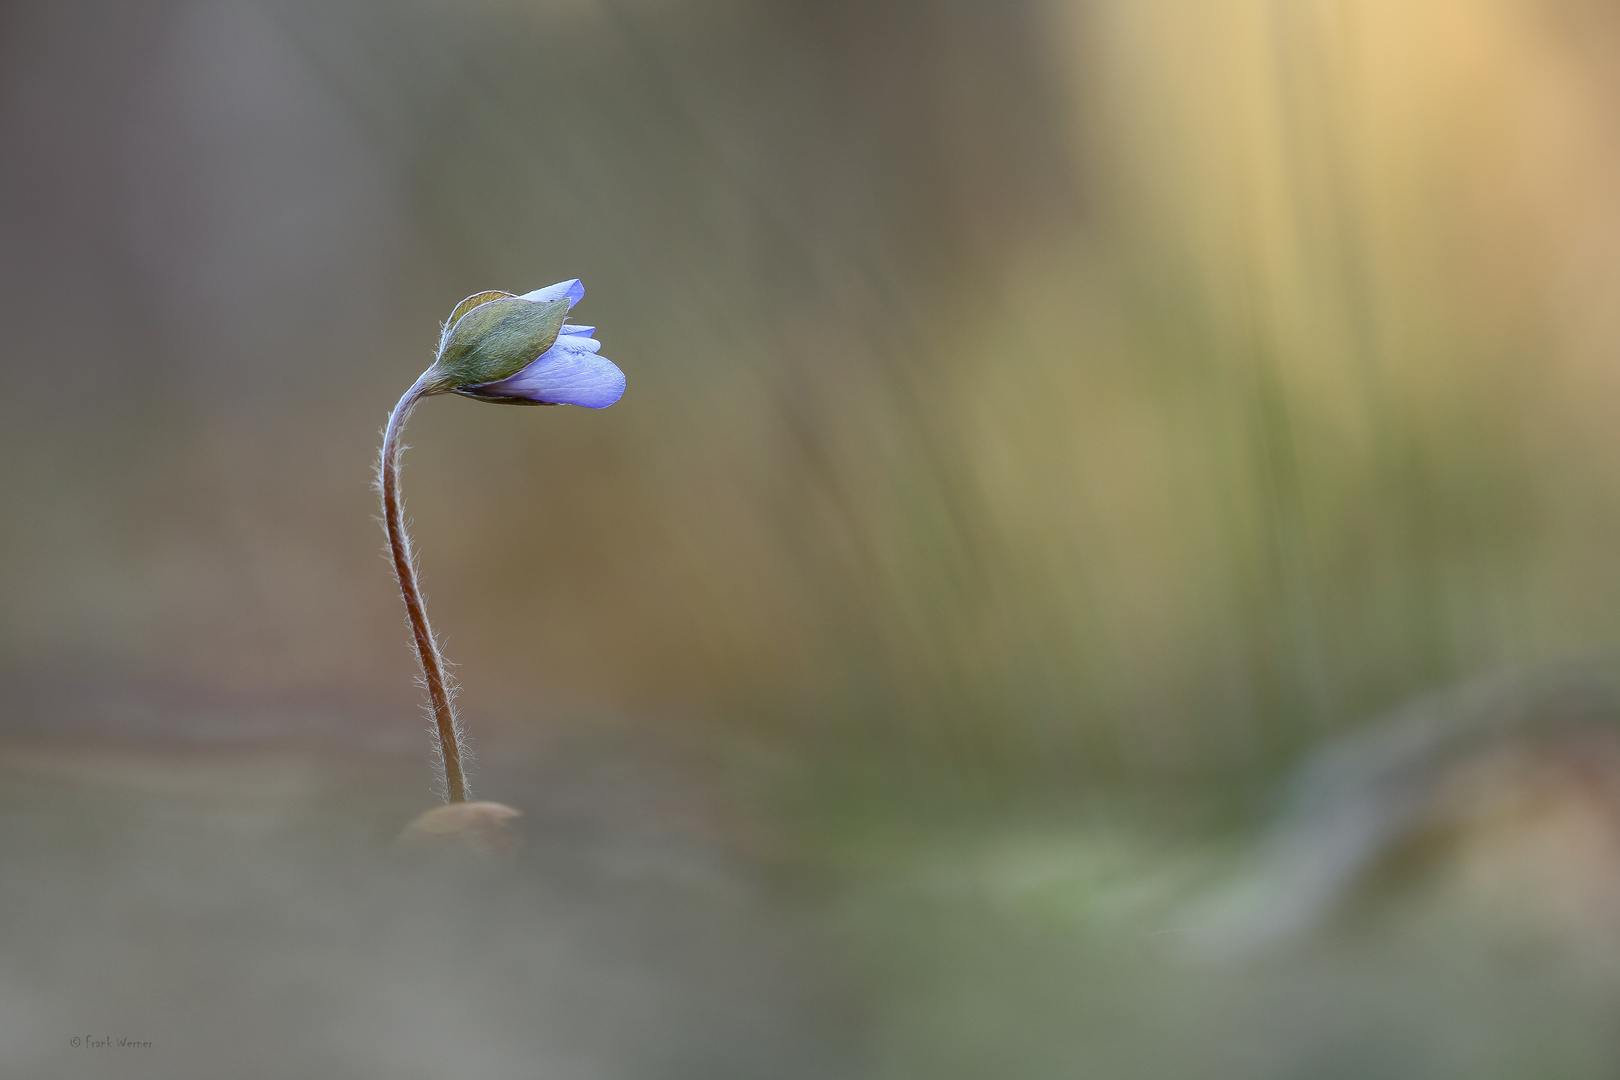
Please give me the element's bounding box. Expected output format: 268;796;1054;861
380;378;468;802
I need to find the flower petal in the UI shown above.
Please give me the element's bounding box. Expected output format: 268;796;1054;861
519;279;585;308
558;324;595;336
463;333;624;408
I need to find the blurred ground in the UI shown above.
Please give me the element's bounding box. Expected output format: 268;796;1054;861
12;672;1620;1078
0;680;861;1079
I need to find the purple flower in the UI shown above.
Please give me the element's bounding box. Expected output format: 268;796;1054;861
454;279;625;409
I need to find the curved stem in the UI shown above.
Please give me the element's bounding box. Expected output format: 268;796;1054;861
380;377;468;802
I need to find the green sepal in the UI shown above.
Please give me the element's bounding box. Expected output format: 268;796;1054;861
450;390;560;406
438;290;512;354
422;294;571;394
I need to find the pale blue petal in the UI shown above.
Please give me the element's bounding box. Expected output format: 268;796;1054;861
474;334;624;408
519;279;585;308
558;324;595;336
561;333;601;354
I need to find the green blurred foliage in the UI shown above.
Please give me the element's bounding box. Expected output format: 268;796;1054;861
4;0;1620;804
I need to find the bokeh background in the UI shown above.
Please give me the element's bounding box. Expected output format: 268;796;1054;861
9;0;1620;1076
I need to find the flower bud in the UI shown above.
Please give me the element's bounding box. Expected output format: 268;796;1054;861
419;280;624;409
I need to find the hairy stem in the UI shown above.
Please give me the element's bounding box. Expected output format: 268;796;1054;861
380;377;468;803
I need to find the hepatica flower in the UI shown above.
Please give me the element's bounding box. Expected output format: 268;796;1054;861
429;279;625;407
378;280;623;807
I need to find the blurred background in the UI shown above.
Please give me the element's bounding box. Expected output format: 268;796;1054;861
8;0;1620;1076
